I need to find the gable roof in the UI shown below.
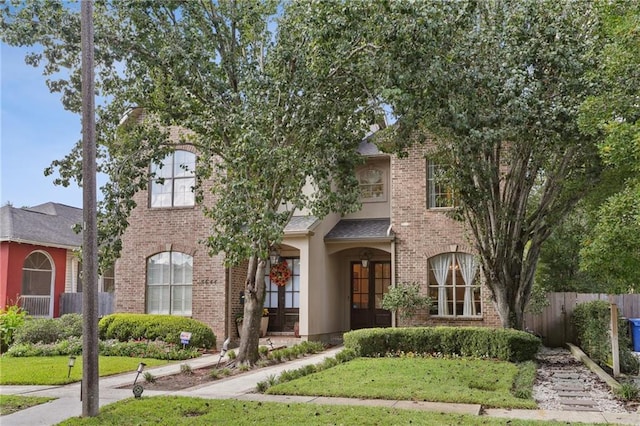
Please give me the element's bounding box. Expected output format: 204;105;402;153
0;202;83;249
324;218;394;242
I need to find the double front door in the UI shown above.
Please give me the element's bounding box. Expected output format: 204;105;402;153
351;261;392;329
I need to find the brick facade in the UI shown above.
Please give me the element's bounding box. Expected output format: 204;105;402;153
391;145;501;328
115;135;503;345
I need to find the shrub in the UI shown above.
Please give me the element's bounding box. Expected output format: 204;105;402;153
381;282;431;320
343;327;541;362
5;336;83;357
572;300;639;374
143;372;156;383
0;303;28;353
616;381;640;401
14;318;62;345
99;339;200;360
57;314;83;339
98;313;215;349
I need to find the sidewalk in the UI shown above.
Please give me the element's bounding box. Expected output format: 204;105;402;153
2;345;639;425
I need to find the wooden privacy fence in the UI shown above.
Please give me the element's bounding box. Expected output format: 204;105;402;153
59;292;115;318
523;292;640;347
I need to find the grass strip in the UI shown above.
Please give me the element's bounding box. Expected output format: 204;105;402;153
0;356;170;385
57;396;605;425
0;394;55;415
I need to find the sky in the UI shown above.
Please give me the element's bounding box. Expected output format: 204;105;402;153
1;44;84;209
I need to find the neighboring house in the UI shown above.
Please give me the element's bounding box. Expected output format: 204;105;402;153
0;202;114;317
116;127;502;344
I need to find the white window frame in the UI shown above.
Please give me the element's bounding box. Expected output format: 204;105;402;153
150;150;196;208
428;252;481;318
146;251;193;316
427;161;456;209
357;167;387;202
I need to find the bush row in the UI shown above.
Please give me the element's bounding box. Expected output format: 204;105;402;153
13;314;83;345
5;336;200;360
98;313;216;349
343;326;541;362
572;300;638;374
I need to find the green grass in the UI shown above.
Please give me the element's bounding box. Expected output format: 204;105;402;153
56;396;604;425
268;357;538;409
0;356;170;385
0;394;55;415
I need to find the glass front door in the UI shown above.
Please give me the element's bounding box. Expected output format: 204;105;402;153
351;261;391;329
264;258;300;332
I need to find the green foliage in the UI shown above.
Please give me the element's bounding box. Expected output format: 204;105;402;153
143;372;156;383
577;1;640;292
99;340;200;360
343;327;540;362
98;314;215;349
13;314;83;345
180;363;193;375
572;300;639;374
0;303;28;353
615;381;640;401
5;337;199;360
381;282;431;320
512;361;536;399
344;0;604;328
227;349;236;360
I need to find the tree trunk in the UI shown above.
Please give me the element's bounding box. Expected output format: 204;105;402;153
235;255;267;365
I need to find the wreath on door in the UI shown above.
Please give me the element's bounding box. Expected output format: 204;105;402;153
269;261;291;287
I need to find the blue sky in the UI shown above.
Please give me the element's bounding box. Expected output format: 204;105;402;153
1;44;84;209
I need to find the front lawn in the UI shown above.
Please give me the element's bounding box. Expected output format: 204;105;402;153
0;394;55;415
0;356;170;385
268;357;538;409
57;396;587;425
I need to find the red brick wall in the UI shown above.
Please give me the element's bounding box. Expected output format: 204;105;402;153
391;145;501;328
115;144;229;342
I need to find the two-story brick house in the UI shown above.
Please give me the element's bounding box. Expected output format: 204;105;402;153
115;122;502;345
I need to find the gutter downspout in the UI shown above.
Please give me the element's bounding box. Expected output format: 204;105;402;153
387;224;397;328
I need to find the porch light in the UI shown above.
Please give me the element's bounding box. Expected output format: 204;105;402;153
269;247;280;265
67;355;76;378
360;250;372;268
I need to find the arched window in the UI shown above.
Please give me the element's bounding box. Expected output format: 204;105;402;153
21;251;54;317
146;251;193;315
22;252;53;296
428;252;481;317
150;150;196;208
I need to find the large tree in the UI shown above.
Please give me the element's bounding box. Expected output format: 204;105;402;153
578;1;640;292
1;0;377;364
341;0;605;328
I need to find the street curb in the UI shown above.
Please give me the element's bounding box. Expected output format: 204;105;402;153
567;342;622;391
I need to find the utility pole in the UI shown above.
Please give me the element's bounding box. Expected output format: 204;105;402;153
81;0;99;417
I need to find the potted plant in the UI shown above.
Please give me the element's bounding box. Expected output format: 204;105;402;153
235;309;269;338
261;308;269;338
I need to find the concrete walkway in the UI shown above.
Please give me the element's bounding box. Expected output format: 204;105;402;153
2;345;639;425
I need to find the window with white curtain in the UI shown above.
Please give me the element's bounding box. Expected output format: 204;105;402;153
428;252;481;317
146;251;193;315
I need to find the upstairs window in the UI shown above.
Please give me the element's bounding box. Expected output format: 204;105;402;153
357;167;385;202
150;150;196;208
427;162;456;208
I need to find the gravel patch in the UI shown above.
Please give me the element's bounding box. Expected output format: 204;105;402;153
533;346;632;413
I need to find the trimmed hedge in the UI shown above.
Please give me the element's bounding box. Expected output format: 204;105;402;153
98;314;215;349
343;327;540;362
